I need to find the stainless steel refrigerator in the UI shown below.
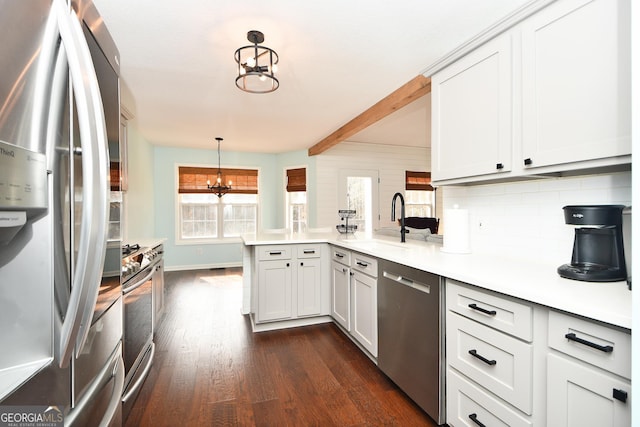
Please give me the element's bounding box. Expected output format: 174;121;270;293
0;0;124;425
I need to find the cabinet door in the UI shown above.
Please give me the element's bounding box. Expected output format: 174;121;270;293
351;271;377;357
547;353;631;427
331;260;350;330
257;260;293;322
297;257;322;317
432;32;512;182
521;0;631;169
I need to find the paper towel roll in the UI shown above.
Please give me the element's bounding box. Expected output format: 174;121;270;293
441;207;470;254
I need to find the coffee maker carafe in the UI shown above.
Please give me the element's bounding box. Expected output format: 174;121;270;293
558;205;627;282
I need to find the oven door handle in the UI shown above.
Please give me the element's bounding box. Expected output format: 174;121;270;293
123;267;155;295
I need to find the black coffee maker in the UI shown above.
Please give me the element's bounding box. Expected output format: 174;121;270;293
557;205;627;282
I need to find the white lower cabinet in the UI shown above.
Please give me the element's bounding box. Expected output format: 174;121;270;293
447;312;533;414
330;258;350;330
254;243;328;324
546;310;631;427
547;354;631;427
256;258;293;322
350;269;377;357
330;246;378;357
446;279;536;426
445;279;632;427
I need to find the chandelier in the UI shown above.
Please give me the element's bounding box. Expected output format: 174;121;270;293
234;30;279;93
207;137;232;198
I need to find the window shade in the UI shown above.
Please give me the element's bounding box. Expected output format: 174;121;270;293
286;167;306;192
178;166;258;194
110;161;120;191
405;171;434;191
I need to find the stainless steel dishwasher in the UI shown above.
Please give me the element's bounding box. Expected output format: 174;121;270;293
378;259;445;425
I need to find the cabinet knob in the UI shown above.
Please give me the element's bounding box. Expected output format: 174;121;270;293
613;388;628;403
524;157;533;166
286;263;290;267
496;163;504;170
300;262;304;266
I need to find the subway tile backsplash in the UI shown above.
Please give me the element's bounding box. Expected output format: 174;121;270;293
443;171;631;265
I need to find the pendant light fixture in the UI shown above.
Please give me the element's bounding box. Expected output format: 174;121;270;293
235;30;279;93
207;137;232;198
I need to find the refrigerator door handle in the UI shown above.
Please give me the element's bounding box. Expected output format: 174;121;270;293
54;0;110;368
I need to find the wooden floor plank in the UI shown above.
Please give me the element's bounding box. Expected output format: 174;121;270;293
124;268;439;426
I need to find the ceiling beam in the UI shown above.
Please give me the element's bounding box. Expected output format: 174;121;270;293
307;74;431;156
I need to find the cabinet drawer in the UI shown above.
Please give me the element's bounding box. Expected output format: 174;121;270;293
447;368;532;427
447;312;533;414
548;310;631;379
331;246;351;265
447;279;533;341
351;252;378;278
257;245;292;261
296;244;322;259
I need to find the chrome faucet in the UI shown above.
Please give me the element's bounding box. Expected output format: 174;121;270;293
391;192;406;243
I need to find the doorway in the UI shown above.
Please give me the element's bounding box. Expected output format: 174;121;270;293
338;169;379;234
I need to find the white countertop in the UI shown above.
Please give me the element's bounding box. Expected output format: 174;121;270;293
242;232;631;329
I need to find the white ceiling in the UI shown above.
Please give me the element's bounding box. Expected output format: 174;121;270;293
93;0;530;153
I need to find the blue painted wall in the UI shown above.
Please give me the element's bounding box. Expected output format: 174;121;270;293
149;145;315;270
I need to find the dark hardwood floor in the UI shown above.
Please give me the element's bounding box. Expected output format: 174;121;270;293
125;268;439;426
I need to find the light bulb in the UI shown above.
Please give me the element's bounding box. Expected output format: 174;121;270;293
272;64;279;73
228;180;233;186
259;74;266;82
207;179;211;185
217;176;221;184
246;56;256;67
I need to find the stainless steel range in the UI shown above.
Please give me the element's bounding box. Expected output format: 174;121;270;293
121;243;163;417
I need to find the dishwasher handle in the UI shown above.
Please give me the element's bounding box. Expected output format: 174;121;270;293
383;271;431;294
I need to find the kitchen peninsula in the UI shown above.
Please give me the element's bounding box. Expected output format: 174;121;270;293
242;231;631;330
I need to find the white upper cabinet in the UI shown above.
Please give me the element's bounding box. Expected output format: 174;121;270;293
431;0;631;185
432;33;513;182
521;0;631;170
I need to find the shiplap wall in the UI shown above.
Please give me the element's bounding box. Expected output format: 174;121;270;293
315;142;431;229
444;171;631;265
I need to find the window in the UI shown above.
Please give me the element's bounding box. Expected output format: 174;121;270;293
405;171;435;217
178;166;258;240
286;167;307;233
